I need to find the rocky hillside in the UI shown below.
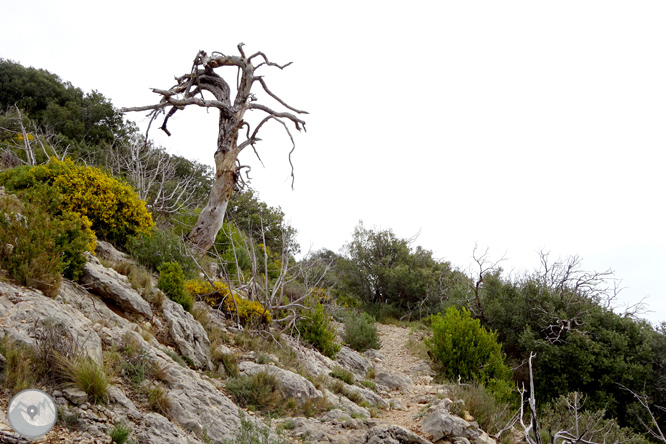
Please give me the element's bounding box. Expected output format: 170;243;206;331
0;242;500;444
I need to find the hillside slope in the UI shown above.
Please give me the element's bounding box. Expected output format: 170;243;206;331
0;242;497;444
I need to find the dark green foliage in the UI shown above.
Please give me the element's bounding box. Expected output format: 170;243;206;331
0;59;129;148
297;303;341;358
225;188;298;255
126;228;197;278
540;392;649;444
329;366;355;384
427;306;513;400
213;221;252;275
342;311;381;352
0;185;93;295
108;422;132;444
158;261;193;312
338;222;468;318
475;263;666;432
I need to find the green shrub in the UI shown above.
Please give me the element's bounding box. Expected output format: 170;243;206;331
541;392;649;444
426;306;512;400
126;228;197;278
226;371;284;413
342;311;381;352
329;366;355;385
119;337;164;385
0;158;154;246
158;261;193;312
147;383;171;416
215;352;239;378
0;186;94;295
363;301;403;324
108;422;132;444
297;302;341;359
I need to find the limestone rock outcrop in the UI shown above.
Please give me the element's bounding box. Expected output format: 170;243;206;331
161;296;211;369
239;361;324;405
0;281;103;364
421;399;497;444
80;253;153;319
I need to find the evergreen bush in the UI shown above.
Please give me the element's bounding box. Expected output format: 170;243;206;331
186;279;271;326
426;306;512;399
297;302;341;359
126;228;197;278
0;186;94;295
158;261;193;312
342;311;381;352
226;371;284;413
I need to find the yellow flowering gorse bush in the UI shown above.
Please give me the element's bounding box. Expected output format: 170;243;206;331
185;279;272;326
0;158;154;246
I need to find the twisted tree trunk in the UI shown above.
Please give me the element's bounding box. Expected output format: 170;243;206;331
121;44;307;255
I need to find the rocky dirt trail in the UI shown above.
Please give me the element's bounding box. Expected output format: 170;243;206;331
373;323;444;438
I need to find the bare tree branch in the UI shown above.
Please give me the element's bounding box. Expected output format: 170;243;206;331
121;44;307;254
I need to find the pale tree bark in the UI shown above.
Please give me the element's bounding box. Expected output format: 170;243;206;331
121;44;307;255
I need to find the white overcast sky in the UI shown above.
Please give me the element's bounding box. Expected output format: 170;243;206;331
2;1;665;324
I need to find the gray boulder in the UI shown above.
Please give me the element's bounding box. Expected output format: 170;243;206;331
376;371;412;391
282;335;337;377
136;412;203;444
63;387;89;405
288;416;370;444
341;383;390;409
57;280;132;329
103;329;241;444
0;281;103;364
161;297;210;369
367;424;432;444
80;253;152;319
336;346;374;377
324;388;371;418
239;361;323;404
364;349;386;362
421;400;496;444
95;239;130;262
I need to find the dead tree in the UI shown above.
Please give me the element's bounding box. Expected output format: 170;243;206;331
121;44;307;254
467;244;507;320
108;135;203;214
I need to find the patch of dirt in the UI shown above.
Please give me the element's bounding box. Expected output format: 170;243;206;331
373;323;445;437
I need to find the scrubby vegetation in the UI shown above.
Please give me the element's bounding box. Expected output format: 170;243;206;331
427;306;513;400
342;311;381;352
158;261;193;312
297;302;341;359
0;159;154;246
0;185;94;295
0;320;110;404
2;58;666;444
